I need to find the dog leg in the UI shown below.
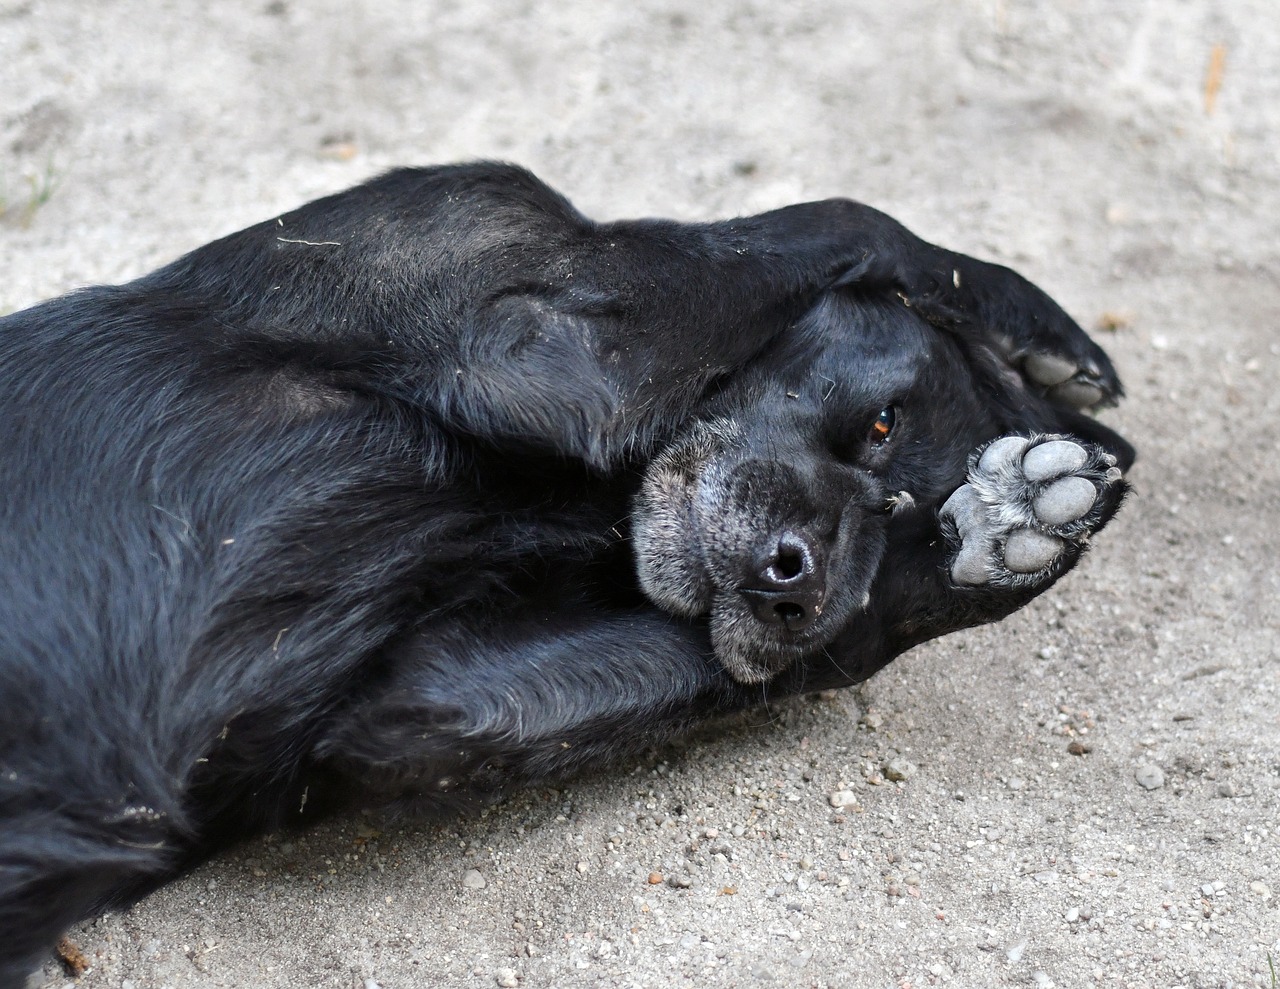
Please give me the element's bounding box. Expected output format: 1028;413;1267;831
309;432;1127;815
310;606;739;810
907;254;1125;413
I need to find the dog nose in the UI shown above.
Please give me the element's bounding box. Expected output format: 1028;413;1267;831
738;532;826;631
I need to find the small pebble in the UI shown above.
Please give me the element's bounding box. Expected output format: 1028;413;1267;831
462;868;486;890
1134;763;1165;790
647;872;663;885
1067;740;1091;756
667;874;693;889
828;790;858;809
882;758;916;782
494;968;519;988
1249;881;1271;899
1032;971;1054;988
1064;907;1080;923
1006;939;1027;964
1216;781;1237;798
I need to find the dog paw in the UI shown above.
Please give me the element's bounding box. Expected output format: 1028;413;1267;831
940;434;1127;589
986;308;1122;410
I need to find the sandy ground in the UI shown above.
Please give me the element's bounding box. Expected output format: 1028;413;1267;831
2;1;1278;987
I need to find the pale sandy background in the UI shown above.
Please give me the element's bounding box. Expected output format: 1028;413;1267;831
2;1;1277;987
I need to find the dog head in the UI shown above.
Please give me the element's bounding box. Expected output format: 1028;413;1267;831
632;289;1128;683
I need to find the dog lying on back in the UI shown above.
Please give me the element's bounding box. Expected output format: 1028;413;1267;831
0;163;1130;983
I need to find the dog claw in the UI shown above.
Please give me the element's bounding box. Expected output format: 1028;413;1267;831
940;483;984;537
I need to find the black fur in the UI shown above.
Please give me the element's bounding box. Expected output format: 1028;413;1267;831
0;163;1130;983
630;292;1130;682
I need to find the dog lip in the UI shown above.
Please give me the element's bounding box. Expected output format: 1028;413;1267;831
727;601;838;648
682;484;714;592
733;584;827;621
720;633;832;683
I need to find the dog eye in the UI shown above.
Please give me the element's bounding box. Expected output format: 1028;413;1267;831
869;406;896;445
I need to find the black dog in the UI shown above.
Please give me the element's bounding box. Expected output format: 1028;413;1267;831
0;163;1129;983
317;296;1131;798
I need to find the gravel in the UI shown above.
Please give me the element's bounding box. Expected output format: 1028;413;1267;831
881;758;916;782
1135;763;1166;791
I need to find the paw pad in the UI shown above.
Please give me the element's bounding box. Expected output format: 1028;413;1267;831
1033;475;1097;525
941;433;1126;589
1022;439;1087;481
1003;529;1064;573
1022;354;1112;410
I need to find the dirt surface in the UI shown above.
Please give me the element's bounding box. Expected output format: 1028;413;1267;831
3;1;1277;987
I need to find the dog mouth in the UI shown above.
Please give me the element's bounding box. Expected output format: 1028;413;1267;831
708;544;875;683
710;606;840;683
636;479;879;684
633;416;890;683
